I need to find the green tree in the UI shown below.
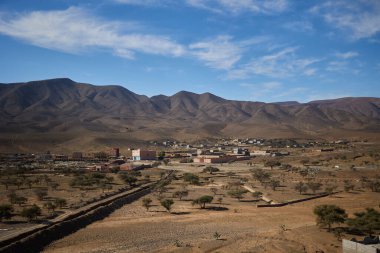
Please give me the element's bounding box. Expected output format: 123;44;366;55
119;174;137;186
158;151;165;160
7;192;18;205
49;182;60;191
307;182;322;194
367;180;380;192
210;187;218;196
34;188;48;201
21;205;42;222
43;201;57;214
203;166;220;174
54;198;67;209
252;169;271;183
347;208;380;236
142;198;152;211
228;189;248;201
0;204;13;222
325;185;338;195
160;199;174;213
14;196;27;206
264;160;281;170
343;180;355;192
295;182;308;195
183;173;200;185
313;205;347;231
270;180;281;191
192;195;213;209
172;190;189;200
252;191;263;199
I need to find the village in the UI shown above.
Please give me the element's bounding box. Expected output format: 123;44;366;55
0;138;379;252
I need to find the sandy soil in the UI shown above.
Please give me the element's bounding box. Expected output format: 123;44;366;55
43;187;379;253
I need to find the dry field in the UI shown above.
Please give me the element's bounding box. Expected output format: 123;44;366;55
0;168;164;238
43;163;380;253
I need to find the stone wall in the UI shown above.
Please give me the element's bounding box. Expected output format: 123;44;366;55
0;185;153;253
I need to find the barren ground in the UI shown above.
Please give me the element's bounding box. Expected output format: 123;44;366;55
43;164;379;253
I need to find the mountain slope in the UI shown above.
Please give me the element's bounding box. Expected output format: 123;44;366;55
0;78;379;152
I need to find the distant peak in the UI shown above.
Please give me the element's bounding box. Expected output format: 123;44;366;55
27;78;76;87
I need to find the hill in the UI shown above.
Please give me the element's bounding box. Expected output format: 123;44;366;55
0;78;379;152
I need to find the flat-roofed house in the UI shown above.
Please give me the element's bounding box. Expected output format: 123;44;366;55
132;149;156;161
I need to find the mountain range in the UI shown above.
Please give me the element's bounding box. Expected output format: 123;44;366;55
1;78;379;152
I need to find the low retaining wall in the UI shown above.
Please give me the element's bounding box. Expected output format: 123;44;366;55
257;193;331;208
0;184;154;253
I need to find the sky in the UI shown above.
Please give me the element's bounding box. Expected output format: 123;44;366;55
0;0;379;102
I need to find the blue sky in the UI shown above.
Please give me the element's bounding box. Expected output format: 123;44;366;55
0;0;379;102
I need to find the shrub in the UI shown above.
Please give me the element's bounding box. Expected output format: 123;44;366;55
183;173;200;185
203;166;220;174
228;189;248;201
21;205;41;222
160;199;174;213
347;208;380;236
0;204;13;221
142;198;152;211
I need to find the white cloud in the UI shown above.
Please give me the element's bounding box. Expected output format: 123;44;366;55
186;0;288;15
0;7;186;59
304;68;317;76
113;0;174;6
311;0;380;40
227;47;320;79
335;51;359;59
262;81;282;90
326;61;347;72
283;21;313;33
189;35;242;70
189;35;267;70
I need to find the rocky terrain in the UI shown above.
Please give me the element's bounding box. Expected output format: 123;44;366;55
1;78;379;152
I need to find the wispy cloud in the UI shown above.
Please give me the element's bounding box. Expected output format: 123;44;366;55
311;0;380;40
189;35;243;70
335;51;359;59
113;0;173;6
186;0;289;15
189;35;267;70
283;20;313;33
0;7;185;59
227;47;320;79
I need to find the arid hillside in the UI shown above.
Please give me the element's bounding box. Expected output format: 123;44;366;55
1;78;380;152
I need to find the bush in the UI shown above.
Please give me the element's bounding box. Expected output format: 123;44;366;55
33;188;48;201
142;198;152;211
119;174;137;186
203;166;220;174
21;205;41;222
160;199;174;213
347;208;380;236
54;198;67;209
0;204;13;221
228;189;248;201
183;173;200;185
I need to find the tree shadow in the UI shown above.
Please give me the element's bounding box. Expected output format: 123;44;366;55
172;211;191;215
206;206;229;211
